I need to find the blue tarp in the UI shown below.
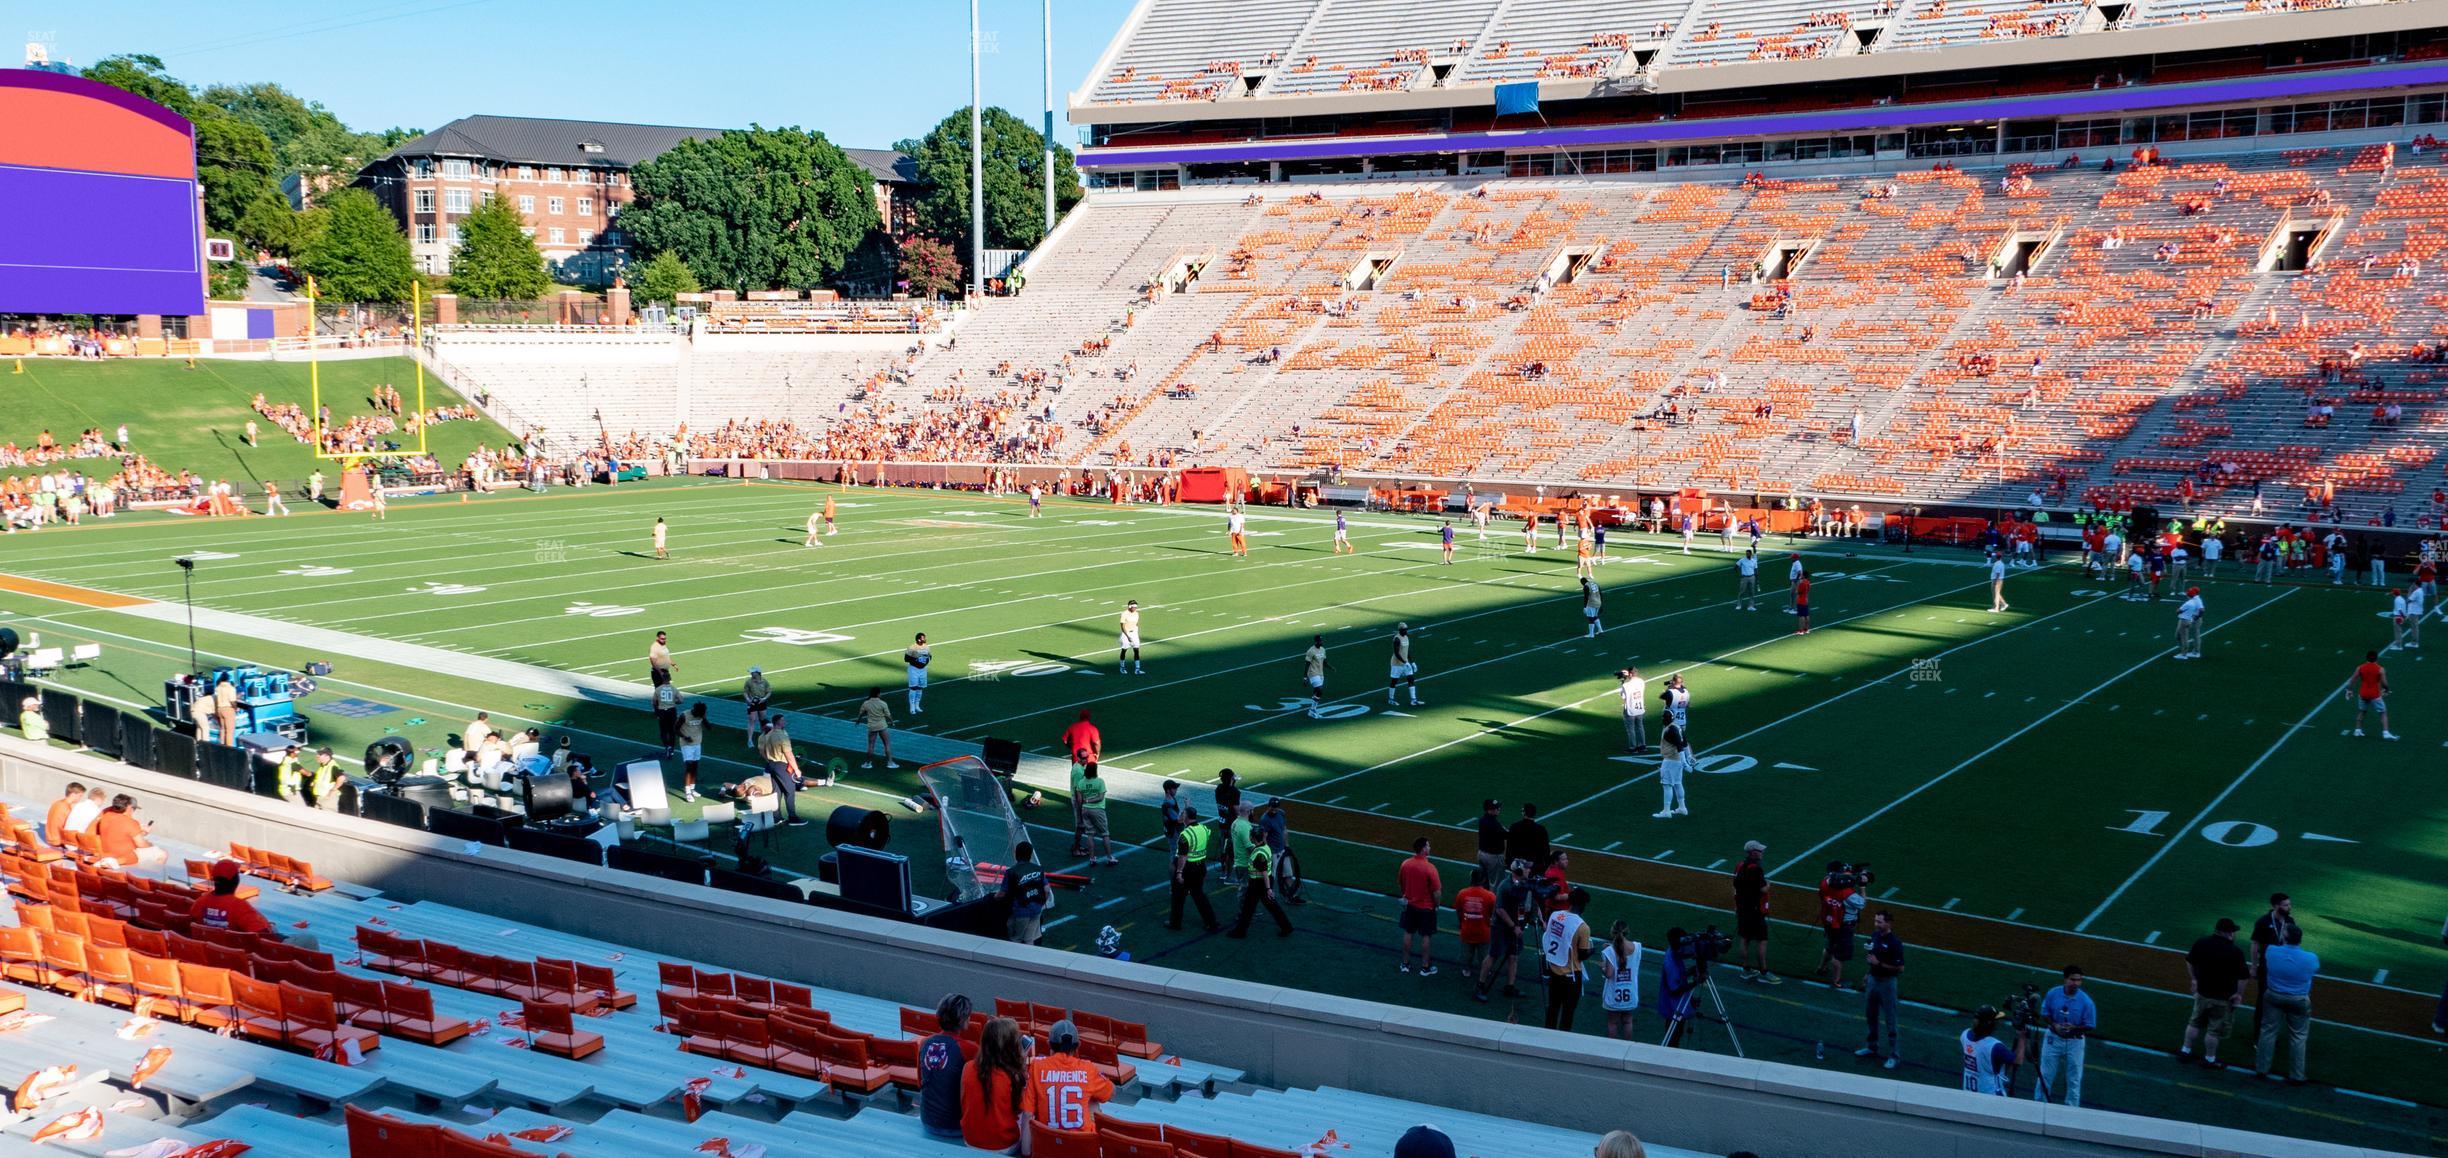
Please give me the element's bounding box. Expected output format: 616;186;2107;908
1494;81;1540;117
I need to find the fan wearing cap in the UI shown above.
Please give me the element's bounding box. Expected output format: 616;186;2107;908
194;860;323;949
1731;840;1779;984
1395;1125;1458;1158
1021;1018;1113;1143
19;695;47;743
2173;585;2205;660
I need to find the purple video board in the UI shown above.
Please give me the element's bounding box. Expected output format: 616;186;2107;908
0;162;204;317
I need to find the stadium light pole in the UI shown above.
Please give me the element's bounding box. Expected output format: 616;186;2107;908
1043;0;1056;235
969;0;986;299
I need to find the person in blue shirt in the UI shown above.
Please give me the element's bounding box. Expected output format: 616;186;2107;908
2033;965;2099;1106
2255;929;2319;1084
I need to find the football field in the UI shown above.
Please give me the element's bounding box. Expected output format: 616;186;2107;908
4;478;2444;1116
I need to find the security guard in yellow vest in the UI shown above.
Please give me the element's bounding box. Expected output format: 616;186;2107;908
274;745;306;805
1229;838;1293;938
1165;805;1220;932
309;746;343;812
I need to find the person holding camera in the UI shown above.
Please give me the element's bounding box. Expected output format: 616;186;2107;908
1475;859;1536;1002
1656;926;1704;1047
2030;965;2096;1104
1540;887;1594;1031
1960;1006;2015;1095
1854;910;1904;1070
1817;861;1868;991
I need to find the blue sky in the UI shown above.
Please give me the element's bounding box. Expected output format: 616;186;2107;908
23;0;1142;148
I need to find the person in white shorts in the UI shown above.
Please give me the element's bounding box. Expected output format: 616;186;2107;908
1300;635;1332;718
804;510;825;548
904;632;932;714
1736;550;1760;611
1388;623;1421;707
2014;528;2036;569
1654;721;1691;818
1118;600;1145;675
2174;586;2204;659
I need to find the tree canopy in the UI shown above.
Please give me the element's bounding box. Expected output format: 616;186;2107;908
203;81;414;190
619;126;880;292
447;196;552;300
907;106;1082;276
298;188;415;303
898;236;962;300
627;251;700;307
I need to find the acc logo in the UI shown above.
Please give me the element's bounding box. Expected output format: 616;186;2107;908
564;602;644;617
741;627;855;646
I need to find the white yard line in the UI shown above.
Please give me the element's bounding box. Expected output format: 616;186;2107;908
1543;585;2118;821
1770;588;2298;880
1272;563;1956;803
2075;656;2348;932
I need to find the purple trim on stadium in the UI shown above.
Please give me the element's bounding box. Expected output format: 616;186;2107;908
0;68;195;137
0;164;203;317
1078;59;2448;167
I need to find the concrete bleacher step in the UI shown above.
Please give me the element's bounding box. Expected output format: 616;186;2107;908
0;980;380;1114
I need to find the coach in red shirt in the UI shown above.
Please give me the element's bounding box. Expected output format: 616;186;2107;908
1059;710;1102;763
1397;837;1442;976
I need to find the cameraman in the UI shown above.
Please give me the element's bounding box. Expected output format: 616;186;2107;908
2031;965;2096;1106
1960;1006;2014;1096
1657;926;1703;1047
1475;859;1536;1003
1540;887;1593;1031
1816;861;1867;991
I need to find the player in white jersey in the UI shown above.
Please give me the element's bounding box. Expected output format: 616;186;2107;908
1299;635;1333;718
1227;509;1249;557
1471;500;1491;540
2391;587;2412;651
1662;674;1690;734
1653;721;1691;818
2405;583;2428;649
2173;586;2204;659
1787;553;1807;613
804;509;825;548
904;632;932;714
1117;600;1145;674
1387;623;1422;707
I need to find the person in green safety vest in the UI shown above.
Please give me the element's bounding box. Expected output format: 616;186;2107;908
1165;805;1220;933
1227;804;1256;886
309;746;344;813
274;744;306;805
1229;838;1293;939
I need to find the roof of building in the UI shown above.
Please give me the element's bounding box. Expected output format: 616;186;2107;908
378;114;918;184
380;114;727;168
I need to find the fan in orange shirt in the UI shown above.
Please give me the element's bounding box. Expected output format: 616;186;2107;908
91;794;166;870
1022;1020;1115;1144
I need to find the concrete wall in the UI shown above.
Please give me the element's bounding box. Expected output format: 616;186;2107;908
0;734;2397;1158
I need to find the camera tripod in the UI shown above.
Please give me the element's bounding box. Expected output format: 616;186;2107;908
1659;968;1746;1058
2004;1024;2052;1101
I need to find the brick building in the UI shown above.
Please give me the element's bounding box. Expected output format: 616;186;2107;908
357;114;917;287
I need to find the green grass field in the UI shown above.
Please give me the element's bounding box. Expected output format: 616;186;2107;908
3;473;2444;1148
3;356;513;486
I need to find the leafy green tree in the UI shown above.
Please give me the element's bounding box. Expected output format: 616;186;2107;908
899;236;962;300
202;82;410;184
620;126;880;292
628;251;700;306
908;106;1082;276
83;56;295;253
206;260;251;301
447;196;552;300
298;188;414;303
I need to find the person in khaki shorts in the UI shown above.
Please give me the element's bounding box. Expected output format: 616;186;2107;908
856;688;896;770
2181;917;2248;1068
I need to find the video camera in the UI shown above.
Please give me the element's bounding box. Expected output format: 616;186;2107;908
1824;860;1877;892
1674;924;1734;963
2001;983;2045;1030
